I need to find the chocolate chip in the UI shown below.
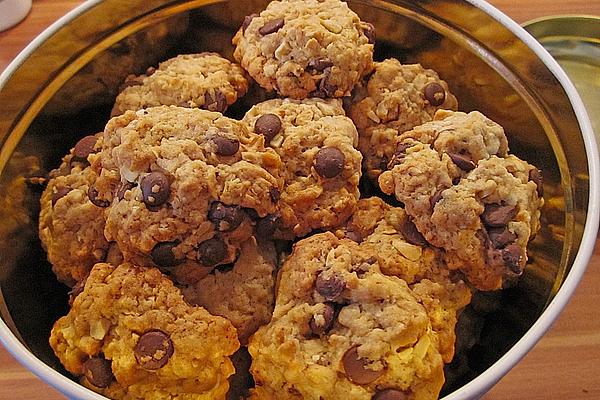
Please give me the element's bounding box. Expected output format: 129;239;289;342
502;243;525;274
259;18;284;35
203;91;227;113
68;278;87;306
307;58;334;72
314;147;345;178
430;189;444;209
256;214;279;238
83;357;114;388
254;114;282;143
315;272;345;300
141;171;170;208
212;135;240;156
399;218;428;246
242;13;258;33
529;168;543;196
208;202;246;232
448;152;476;171
117;181;136;201
51;187;70;206
424;82;446;107
269;187;281;203
488;226;517;249
345;230;362;243
372;389;409;400
134;330;174;370
197;237;227;266
388;142;411;168
88;185;110;207
481;203;517;228
151;241;182;268
244;208;260;220
309;302;336;335
363;22;376;44
315;77;337;98
72;135;98;162
342;345;385;384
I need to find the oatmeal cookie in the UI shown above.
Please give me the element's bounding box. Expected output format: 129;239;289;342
345;59;458;180
334;197;472;362
233;0;374;99
39;134;121;287
182;237;277;345
99;106;282;284
379;111;543;290
111;53;249;116
49;262;239;400
249;232;444;400
242;98;362;238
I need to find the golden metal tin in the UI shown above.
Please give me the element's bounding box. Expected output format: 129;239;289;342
0;2;597;400
524;15;600;144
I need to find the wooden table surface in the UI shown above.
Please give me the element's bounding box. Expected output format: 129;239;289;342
1;1;599;399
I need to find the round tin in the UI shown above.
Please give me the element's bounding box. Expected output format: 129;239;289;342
524;15;600;144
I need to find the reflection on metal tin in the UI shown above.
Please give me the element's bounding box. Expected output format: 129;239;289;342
524;15;600;144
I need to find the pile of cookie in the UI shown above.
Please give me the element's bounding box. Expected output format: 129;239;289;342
41;0;544;399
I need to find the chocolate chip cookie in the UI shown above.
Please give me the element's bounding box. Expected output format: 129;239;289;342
249;232;444;400
345;58;458;180
182;237;277;345
99;106;282;284
111;53;249;116
242;98;362;238
39;134;121;287
233;0;374;99
335;197;472;362
49;262;239;400
379;111;543;290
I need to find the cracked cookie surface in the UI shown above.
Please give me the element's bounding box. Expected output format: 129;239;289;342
249;232;444;400
112;53;249;116
345;59;458;180
233;0;374;99
182;237;277;345
379;111;543;290
98;106;282;284
39;134;121;287
335;197;472;362
242;98;362;238
49;262;239;400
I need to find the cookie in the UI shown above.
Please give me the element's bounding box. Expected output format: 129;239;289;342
334;197;472;362
49;262;239;400
39;134;121;287
345;59;458;180
182;237;277;345
379;111;543;290
233;0;374;99
111;53;249;116
99;106;282;284
249;232;444;400
242;98;362;238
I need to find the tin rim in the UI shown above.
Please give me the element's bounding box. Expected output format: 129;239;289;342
0;1;598;399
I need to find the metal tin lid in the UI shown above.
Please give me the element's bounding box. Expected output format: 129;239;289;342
524;15;600;144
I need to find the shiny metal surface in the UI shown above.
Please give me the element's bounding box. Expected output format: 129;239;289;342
0;1;595;399
523;15;600;145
